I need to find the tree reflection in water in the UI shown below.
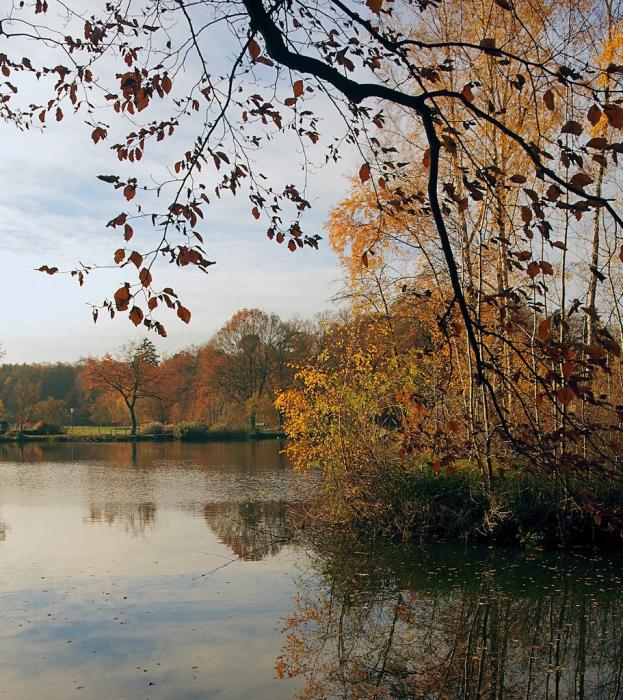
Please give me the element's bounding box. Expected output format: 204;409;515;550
277;534;623;699
86;501;157;537
202;499;302;561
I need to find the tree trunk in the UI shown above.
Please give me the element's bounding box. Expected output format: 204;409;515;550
129;402;137;436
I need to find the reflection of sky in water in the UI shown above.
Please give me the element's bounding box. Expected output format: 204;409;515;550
0;442;306;699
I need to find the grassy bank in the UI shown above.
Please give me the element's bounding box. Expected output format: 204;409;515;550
310;464;623;549
0;425;286;443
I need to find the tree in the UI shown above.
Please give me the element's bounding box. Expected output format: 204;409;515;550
81;339;162;435
212;309;284;427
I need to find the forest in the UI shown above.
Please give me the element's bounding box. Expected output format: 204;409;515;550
0;308;320;435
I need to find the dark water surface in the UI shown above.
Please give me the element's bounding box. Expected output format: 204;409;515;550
0;442;622;699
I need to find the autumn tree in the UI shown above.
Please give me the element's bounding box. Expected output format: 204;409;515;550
212;308;288;427
82;338;162;435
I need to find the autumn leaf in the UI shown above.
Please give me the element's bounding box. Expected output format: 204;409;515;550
114;248;125;264
124;223;133;241
128;251;143;268
570;172;593;189
620;244;623;263
587;104;602;127
139;267;152;287
604;104;623;129
129;306;144;326
38;265;58;275
248;39;261;61
293;80;304;98
123;184;136;201
543;89;555;111
366;0;383;13
494;0;514;10
177;304;191;323
557;387;575;405
537;316;552;343
359;163;371;183
561;120;583;136
114;285;130;311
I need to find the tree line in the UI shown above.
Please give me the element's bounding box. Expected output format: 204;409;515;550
0;309;320;435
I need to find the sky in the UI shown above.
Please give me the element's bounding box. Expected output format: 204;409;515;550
0;2;355;365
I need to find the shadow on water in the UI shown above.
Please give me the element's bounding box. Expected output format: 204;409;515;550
278;532;623;699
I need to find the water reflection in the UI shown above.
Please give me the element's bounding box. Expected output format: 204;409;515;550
86;501;157;537
278;535;623;699
202;499;301;561
0;440;303;700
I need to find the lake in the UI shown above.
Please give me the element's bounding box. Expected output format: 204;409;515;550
0;442;621;699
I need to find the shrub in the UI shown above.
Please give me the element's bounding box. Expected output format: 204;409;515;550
172;422;210;441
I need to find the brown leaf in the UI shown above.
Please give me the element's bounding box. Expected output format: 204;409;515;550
139;267;152;288
114;285;130;311
604;104;623;129
177;304;191;323
537;316;552;343
461;84;474;102
557;387;575;405
619;244;623;263
359;162;371;183
540;260;554;275
129;306;144;326
293;80;304;98
587;104;602;126
252;206;260;220
569;172;593;188
494;0;514;10
366;0;383;13
527;261;540;278
123;184;136;201
114;248;125;264
422;149;430;169
543;89;555;111
128;251;143;268
288;239;297;252
38;265;58;275
248;39;261;61
55;107;63;122
561;120;583;136
162;75;172;94
362;251;369;268
148;296;158;311
124;223;133;241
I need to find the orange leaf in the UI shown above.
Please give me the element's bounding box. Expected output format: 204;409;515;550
128;251;143;268
129;306;144;326
139;267;152;287
248;39;261;61
114;285;130;311
359;163;371;183
293;80;304;98
114;248;125;264
177;304;191;323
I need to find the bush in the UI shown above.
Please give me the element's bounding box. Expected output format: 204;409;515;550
141;421;172;436
29;421;63;435
172;422;210;441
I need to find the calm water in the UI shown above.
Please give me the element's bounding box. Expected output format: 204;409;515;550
0;442;622;699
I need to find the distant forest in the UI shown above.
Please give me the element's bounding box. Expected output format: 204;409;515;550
0;308;322;433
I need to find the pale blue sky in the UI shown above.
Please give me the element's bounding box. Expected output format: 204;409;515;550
0;5;354;364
